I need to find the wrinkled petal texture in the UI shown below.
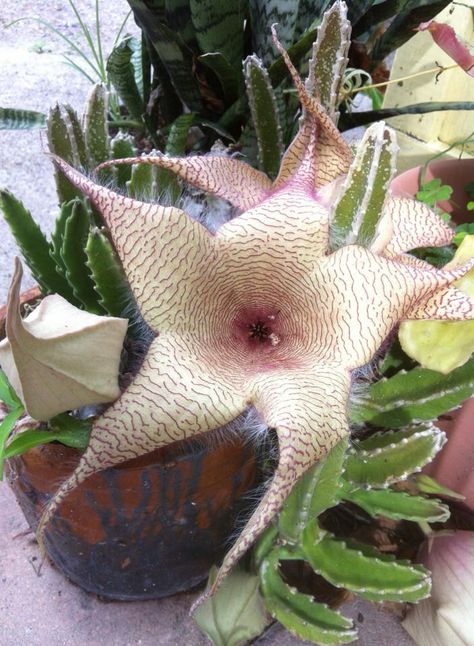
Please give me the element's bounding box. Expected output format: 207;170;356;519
403;532;474;646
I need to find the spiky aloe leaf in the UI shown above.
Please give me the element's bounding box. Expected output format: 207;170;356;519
50;200;76;281
110;133;136;188
278;436;348;543
0;190;72;296
47;104;83;203
244;55;283;179
198;53;240;104
302;528;431;602
85;229;136;329
344;425;446;487
63;104;89;168
351;358;474;427
193;566;269;646
190;0;246;70
126;158;157;198
156;113;196;202
331;122;397;250
107;36;145;123
341;485;450;523
306;1;350;122
0;107;46;130
260;549;357;644
83;83;109;168
60;201;104;313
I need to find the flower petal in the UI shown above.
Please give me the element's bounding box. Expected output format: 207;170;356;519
418;20;474;77
0;259;127;420
381;197;453;258
403;532;474;646
210;366;350;593
51;158;216;332
97;154;272;211
37;332;247;544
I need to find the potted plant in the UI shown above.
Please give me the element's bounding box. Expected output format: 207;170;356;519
1;2;474;644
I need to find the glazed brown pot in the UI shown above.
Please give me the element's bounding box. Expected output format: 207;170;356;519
6;434;262;600
2;292;264;600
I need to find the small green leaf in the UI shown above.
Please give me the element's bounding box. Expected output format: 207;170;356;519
341;485;450;523
416;178;453;208
415;474;465;500
244;55;283;179
260;550;357;645
110;133;136;188
278;437;348;543
193;565;269;646
126;161;157;199
0;107;46;130
344;426;445;486
0;369;22;411
302;530;431;602
0;407;24;479
83;83;109;168
453;223;474;247
4;415;91;459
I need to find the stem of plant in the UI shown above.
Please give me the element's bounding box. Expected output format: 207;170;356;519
348;63;459;95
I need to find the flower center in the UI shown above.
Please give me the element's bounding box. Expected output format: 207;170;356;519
232;307;282;352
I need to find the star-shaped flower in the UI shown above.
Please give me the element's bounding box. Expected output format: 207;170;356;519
36;2;474;595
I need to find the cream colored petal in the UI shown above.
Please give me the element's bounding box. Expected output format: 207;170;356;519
97;154;272;211
37;332;247;544
382;197;453;258
0;259;127;420
270;29;352;191
210;366;350;593
406;285;474;321
51;157;216;332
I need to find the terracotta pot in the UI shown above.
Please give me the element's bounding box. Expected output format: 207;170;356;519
2;293;264;600
6;437;261;600
391;157;474;224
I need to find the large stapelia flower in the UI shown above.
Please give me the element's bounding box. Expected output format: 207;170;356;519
36;2;474;595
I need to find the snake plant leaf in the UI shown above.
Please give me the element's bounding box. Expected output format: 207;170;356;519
330;121;398;250
83;83;109;168
165;0;195;47
341;485;450;523
60;201;104;314
0;259;127;421
0;190;72;297
107;36;145;123
193;565;269;646
302;530;431;602
278;436;348;543
110;133;136;188
344;425;446;486
36;7;474;600
85;229;138;332
47;104;83;203
249;0;299;66
62;104;89;169
351;357;474;427
198;53;240;104
305;0;350;123
126;0;202;112
190;0;246;70
244;55;283;179
260;549;357;645
0;107;46;130
399;236;474;374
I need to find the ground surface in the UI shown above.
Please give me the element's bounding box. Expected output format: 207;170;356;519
0;2;415;644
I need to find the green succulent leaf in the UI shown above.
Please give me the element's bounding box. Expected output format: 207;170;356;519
126;160;157;199
156;113;196;202
83;83;109;168
351;358;474;427
0;190;73;296
193;565;269;646
62;104;89;169
415;474;465;500
0;407;24;479
190;0;246;71
110;133;136;188
260;550;357;645
301;530;431;602
278;436;348;543
253;524;279;567
344;425;446;486
244;55;283;179
331;122;397;249
0;107;46;130
47;104;83;203
60;201;104;313
107;36;145;123
341;485;450;523
0;370;22;411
